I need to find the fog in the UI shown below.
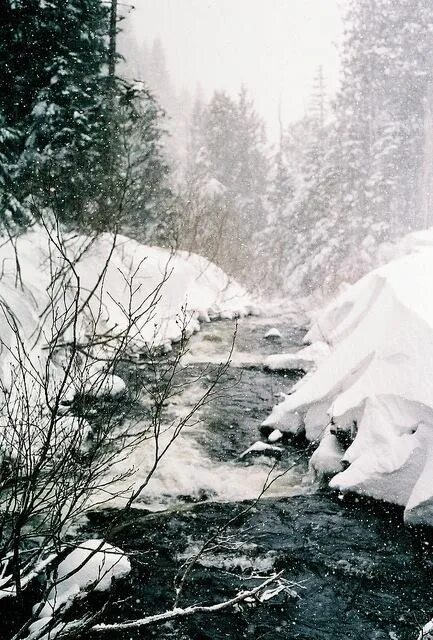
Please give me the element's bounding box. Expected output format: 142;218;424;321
130;0;342;136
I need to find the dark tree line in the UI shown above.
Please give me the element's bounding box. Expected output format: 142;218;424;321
0;0;169;235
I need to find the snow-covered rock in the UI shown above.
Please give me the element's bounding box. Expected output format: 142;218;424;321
261;405;304;437
418;618;433;640
264;327;282;339
309;426;345;478
39;540;130;618
27;540;130;639
82;366;126;398
239;441;283;459
267;429;283;443
264;341;330;372
264;238;433;524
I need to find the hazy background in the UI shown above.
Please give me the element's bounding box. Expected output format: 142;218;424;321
129;0;343;137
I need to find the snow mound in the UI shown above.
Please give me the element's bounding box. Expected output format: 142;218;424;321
39;540;130;618
418;619;433;640
264;241;433;524
264;327;282;339
239;440;283;459
267;429;283;443
28;540;130;639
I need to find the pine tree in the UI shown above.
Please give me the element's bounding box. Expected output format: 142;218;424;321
264;141;295;290
117;83;170;239
200;89;269;277
288;0;433;295
0;0;170;235
175;88;269;280
0;0;113;225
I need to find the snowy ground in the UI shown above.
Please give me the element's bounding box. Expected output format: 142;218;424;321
0;227;256;362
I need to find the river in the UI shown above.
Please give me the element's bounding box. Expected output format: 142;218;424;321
85;312;433;640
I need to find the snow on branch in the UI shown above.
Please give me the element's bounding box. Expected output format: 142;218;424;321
91;570;288;632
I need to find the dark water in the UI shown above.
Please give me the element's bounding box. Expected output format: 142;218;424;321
80;314;433;640
88;493;433;640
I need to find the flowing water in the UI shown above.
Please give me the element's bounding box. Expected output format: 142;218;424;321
83;312;433;640
109;311;313;509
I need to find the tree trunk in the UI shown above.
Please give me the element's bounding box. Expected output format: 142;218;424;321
108;0;118;79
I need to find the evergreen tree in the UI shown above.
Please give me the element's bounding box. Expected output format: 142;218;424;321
201;89;269;277
0;0;170;235
175;88;269;280
287;0;433;295
263;143;295;290
0;0;113;226
117;83;170;239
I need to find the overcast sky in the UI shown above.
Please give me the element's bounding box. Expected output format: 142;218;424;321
130;0;343;137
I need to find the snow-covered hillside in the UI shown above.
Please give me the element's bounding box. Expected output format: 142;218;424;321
263;228;433;525
0;227;254;380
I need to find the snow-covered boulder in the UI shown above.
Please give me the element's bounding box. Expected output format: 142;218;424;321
239;441;283;459
267;429;283;443
309;426;345;478
264;327;282;339
27;540;130;640
263;242;433;524
39;540;130;618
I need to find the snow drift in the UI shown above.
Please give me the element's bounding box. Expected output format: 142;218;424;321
26;540;130;640
263;228;433;525
0;226;253;385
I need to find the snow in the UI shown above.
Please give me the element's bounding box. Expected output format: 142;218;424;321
264;327;282;339
178;541;277;574
309;426;344;478
264;341;330;372
82;365;126;398
239;440;283;459
418;619;433;640
264;233;433;524
0;226;254;403
27;540;130;639
267;429;283;443
0;225;257;520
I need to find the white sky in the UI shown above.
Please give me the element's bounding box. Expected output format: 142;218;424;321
130;0;343;137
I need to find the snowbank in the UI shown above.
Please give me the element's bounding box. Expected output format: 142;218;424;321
0;226;254;474
0;227;254;393
27;540;130;639
264;233;433;524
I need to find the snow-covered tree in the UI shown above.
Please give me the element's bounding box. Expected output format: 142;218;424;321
173;88;270;280
0;0;113;225
284;0;433;296
0;0;170;235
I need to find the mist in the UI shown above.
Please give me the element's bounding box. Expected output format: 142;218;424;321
127;0;342;137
